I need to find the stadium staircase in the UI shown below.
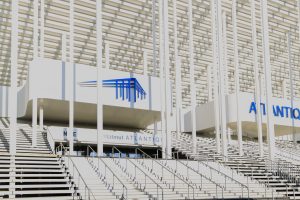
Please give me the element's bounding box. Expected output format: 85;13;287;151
0;120;75;199
172;132;300;199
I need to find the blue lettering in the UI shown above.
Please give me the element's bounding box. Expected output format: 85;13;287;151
249;102;257;114
261;103;266;115
292;108;300;120
273;105;284;117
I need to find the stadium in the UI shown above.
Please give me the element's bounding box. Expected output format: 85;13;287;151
1;0;300;199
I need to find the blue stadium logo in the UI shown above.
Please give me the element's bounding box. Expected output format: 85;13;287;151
79;78;146;102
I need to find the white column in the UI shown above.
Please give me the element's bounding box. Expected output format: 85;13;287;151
96;0;104;156
39;105;44;131
143;49;148;75
188;0;197;154
32;0;39;147
298;0;300;42
207;65;212;102
159;0;166;158
287;33;296;144
10;1;18;197
10;0;19;155
261;0;275;160
69;0;75;155
152;0;157;75
232;0;242;155
222;12;228;95
251;0;263;157
211;0;220;153
105;43;110;69
217;0;227;158
163;0;172;158
173;0;182;137
40;0;45;58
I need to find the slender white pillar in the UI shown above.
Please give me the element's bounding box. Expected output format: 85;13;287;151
69;0;75;155
163;0;172;158
251;0;263;157
32;0;39;147
298;0;300;42
40;0;45;58
10;1;18;197
222;12;228;95
287;33;296;143
143;49;148;75
39;106;44;131
152;0;157;75
232;0;242;155
159;0;166;158
211;0;221;153
207;65;212;102
217;1;227;158
96;0;104;156
105;43;110;69
173;0;182;138
10;0;19;155
188;0;197;154
176;58;183;136
261;0;275;160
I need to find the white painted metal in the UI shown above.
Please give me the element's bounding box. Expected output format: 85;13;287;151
188;0;197;154
207;65;212;102
40;0;45;58
217;0;227;158
62;33;66;62
222;12;228;95
287;33;296;144
251;0;263;157
211;0;220;154
69;0;74;155
232;0;242;156
32;0;39;147
261;0;275;160
9;0;19;156
39;106;44;131
159;0;166;159
282;79;287;98
96;0;104;156
163;0;172;158
105;43;110;69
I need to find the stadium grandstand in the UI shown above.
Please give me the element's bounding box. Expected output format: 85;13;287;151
1;0;300;199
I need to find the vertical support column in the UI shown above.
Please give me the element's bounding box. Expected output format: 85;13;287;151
143;49;148;75
96;0;104;156
222;12;228;95
173;0;182;138
163;0;172;158
282;79;287;98
152;0;157;75
287;33;296;143
188;0;197;154
9;0;19;198
32;0;39;147
232;0;242;155
217;0;227;158
39;105;44;131
40;0;45;58
298;0;300;42
261;0;275;160
69;0;75;155
105;43;110;69
207;65;212;102
175;58;182;137
159;0;166;158
62;33;66;61
211;0;221;154
251;0;263;157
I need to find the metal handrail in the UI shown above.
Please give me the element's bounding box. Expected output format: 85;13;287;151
86;145;128;200
111;146;164;200
57;143;97;200
45;127;56;153
134;148;196;199
156;149;246;198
